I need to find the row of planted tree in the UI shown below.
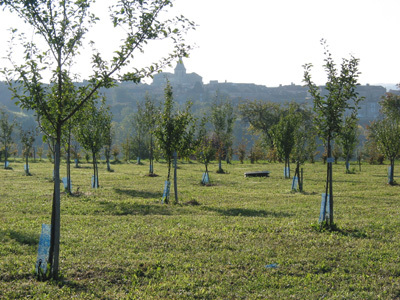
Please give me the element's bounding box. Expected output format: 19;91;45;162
0;1;399;282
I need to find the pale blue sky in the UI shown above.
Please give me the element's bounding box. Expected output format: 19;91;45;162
1;0;399;87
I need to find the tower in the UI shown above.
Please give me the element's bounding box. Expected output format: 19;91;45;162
174;59;186;79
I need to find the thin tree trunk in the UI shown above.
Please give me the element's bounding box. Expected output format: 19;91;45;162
4;145;8;168
164;158;171;204
96;156;98;187
173;151;178;204
49;128;61;280
92;151;97;188
149;136;153;174
66;130;71;194
25;153;29;175
107;158;111;172
327;138;334;226
205;163;209;184
300;167;303;192
389;159;395;185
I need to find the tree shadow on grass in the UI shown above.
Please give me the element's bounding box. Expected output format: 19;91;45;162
335;228;369;239
113;188;163;200
201;207;293;218
0;272;34;282
98;201;172;216
1;229;39;246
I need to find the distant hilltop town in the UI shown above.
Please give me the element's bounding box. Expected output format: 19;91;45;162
112;60;388;124
0;59;393;125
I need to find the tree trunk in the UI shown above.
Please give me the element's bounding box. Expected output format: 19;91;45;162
164;158;172;204
92;151;98;188
66;130;71;194
173;151;178;204
326;137;334;226
4;145;8;168
137;136;141;165
49;127;61;280
300;167;303;192
389;159;395;185
25;153;29;176
293;162;300;191
149;136;154;174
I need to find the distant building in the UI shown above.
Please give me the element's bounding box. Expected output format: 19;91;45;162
152;59;203;89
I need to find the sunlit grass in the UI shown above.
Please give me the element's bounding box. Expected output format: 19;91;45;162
1;158;399;299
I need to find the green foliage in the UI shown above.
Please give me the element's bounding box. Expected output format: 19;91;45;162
270;103;301;176
239;100;282;147
337;117;359;171
303;40;363;144
379;92;400;120
195;117;216;178
0;109;16;168
143;94;159;174
292;106;317;165
131;102;148;164
236;141;247;164
369;117;400;184
210;94;235;168
75;101;112;187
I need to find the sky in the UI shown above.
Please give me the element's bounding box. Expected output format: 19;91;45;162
0;0;399;88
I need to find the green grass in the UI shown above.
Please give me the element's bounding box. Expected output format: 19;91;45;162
1;159;400;299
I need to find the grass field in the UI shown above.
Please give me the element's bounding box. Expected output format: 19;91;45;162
1;158;400;299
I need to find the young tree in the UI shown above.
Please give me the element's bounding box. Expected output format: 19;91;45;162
103;123;114;172
0;109;16;169
369;117;400;185
143;94;159;175
0;0;194;279
270;104;300;178
112;145;120;163
132;101;148;165
337;117;359;173
236;141;247;164
121;136;132;162
292;106;317;191
195;117;216;185
154;82;195;204
20;127;36;176
210;95;235;173
76;102;112;189
303;39;363;228
37;146;44;161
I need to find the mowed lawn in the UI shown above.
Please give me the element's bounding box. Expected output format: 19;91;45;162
1;159;400;299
